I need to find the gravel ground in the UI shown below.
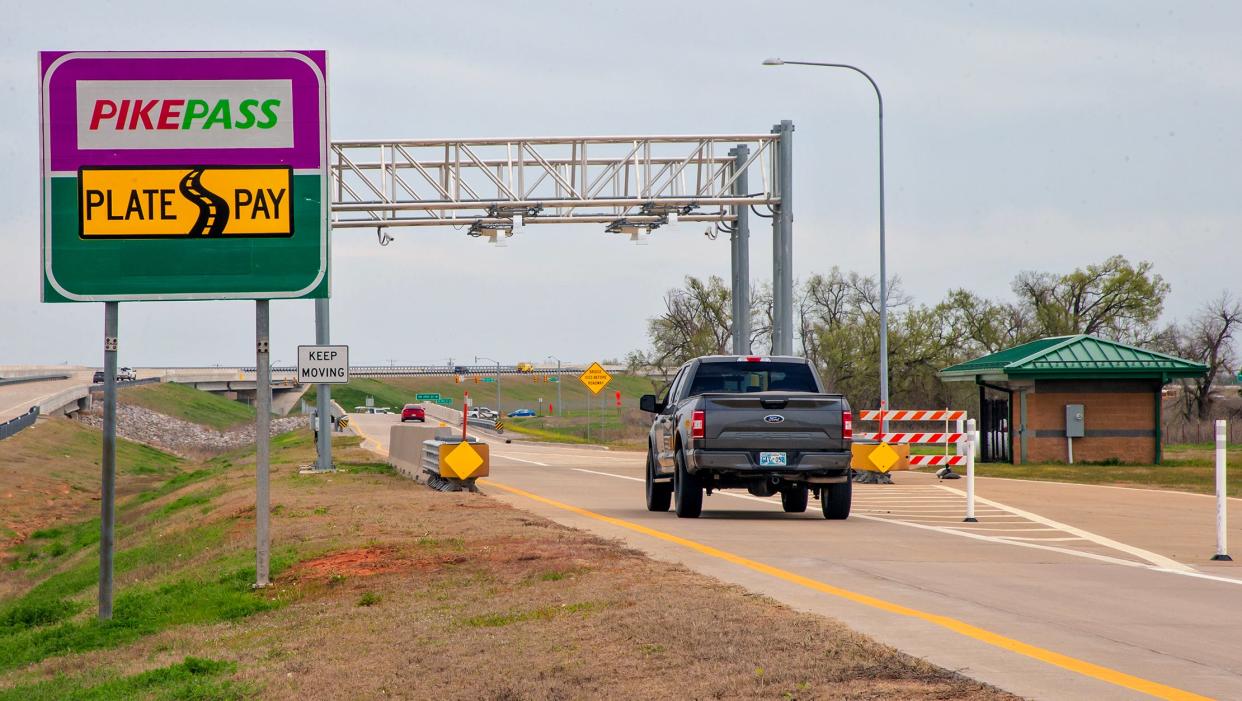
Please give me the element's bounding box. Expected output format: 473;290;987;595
77;404;305;456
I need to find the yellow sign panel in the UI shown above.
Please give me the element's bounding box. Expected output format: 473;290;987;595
578;362;613;395
79;166;292;238
851;442;910;473
439;441;489;480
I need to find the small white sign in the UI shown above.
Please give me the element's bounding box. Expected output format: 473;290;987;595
298;345;349;384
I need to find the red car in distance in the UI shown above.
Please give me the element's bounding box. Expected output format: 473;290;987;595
401;404;426;422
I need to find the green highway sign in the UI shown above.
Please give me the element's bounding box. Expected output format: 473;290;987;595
40;51;329;302
416;393;441;401
434;398;453;405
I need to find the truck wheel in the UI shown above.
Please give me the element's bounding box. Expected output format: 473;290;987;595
673;449;702;518
781;485;808;513
821;479;852;520
646;447;672;512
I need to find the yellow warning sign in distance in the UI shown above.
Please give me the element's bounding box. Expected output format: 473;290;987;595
579;362;613;395
79;166;292;238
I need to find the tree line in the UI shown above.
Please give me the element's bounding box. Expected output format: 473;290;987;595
627;255;1240;421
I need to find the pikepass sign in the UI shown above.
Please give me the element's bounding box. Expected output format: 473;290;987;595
40;51;329;302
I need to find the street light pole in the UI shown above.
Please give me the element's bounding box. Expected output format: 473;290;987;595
762;58;890;431
475;355;501;416
546;355;563;416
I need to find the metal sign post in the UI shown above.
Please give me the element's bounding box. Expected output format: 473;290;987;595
255;301;271;586
98;302;118;619
579;362;612;444
314;299;333;472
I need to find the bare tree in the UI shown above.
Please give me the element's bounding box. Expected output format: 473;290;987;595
1173;292;1242;420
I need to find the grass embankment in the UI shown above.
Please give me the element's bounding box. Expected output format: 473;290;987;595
0;419;183;569
310;373;661;446
0;418;1010;699
119;382;256;430
945;442;1242;497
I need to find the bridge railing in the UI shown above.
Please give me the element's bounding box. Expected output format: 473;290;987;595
0;406;40;441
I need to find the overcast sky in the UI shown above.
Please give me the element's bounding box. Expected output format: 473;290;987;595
2;1;1238;367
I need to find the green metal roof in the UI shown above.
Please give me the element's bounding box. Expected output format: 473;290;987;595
939;335;1208;382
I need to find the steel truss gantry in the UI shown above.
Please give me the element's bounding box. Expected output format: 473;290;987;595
314;125;796;471
328;133;781;236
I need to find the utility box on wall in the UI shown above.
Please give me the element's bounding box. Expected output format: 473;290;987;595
1065;404;1085;438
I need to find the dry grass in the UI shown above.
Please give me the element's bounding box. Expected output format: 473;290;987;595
1;423;1013;700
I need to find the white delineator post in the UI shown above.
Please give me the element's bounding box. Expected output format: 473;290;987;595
964;418;978;522
1213;420;1231;561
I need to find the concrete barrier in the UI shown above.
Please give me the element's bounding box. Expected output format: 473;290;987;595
388;423;452;478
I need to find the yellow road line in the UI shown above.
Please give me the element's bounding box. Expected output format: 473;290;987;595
481;478;1213;701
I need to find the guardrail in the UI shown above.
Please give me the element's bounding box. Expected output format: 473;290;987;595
0;406;40;441
421;402;502;433
0;374;70;387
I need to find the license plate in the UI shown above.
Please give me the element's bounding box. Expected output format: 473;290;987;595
759;452;787;467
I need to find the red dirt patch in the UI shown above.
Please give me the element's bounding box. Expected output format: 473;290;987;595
285;546;464;582
296;547;409;578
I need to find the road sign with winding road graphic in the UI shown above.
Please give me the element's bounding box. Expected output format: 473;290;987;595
40;51;328;301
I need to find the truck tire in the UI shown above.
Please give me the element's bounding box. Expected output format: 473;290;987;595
646;447;672;512
673;449;703;518
821;479;851;520
781;485;808;513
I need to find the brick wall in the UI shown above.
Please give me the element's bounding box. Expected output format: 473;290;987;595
1017;380;1159;464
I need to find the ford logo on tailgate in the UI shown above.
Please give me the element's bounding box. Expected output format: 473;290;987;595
763;414;785;424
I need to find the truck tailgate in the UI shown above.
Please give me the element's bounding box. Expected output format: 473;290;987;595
701;393;846;452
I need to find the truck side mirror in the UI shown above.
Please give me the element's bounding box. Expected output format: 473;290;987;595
639;394;660;413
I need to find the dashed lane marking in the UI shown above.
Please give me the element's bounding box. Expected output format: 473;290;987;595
482;475;1214;701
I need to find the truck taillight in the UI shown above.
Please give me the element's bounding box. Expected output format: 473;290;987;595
842;411;852;440
691;410;706;440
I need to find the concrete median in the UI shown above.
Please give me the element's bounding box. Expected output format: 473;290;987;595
388;423;449;478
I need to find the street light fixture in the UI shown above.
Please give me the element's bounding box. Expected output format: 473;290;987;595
762;57;891;431
546;355;563;416
474;355;502;416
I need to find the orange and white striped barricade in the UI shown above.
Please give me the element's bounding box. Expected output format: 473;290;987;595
853;410;977;522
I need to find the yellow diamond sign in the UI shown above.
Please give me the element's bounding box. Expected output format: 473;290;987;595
440;441;487;480
870;442;901;473
851;442;910;473
579;362;613;395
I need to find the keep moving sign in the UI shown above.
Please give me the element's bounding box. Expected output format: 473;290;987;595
39;51;329;302
298;345;349;384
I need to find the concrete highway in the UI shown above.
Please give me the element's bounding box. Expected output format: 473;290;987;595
352;412;1241;700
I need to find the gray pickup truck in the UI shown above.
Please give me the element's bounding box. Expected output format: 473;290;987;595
639;355;852;519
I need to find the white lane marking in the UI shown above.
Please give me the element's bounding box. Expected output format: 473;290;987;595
936;485;1194;573
509;451;639;461
998;539;1087;544
858;507;1006;513
560;468;1242;587
574;468;641;481
965;474;1242;503
854;514;1167;569
941;527;1062;532
908;519;1035;524
496;454;549;466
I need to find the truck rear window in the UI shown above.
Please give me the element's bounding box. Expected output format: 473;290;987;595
686;362;819;396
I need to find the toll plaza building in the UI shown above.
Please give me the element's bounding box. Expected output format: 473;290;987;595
939;335;1207;465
